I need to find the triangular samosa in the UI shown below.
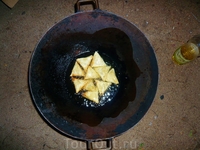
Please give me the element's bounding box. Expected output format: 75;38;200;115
77;55;93;71
94;66;111;81
70;61;85;77
95;80;111;95
82;91;99;103
82;80;97;92
105;68;119;84
85;66;100;79
72;78;88;93
90;52;107;67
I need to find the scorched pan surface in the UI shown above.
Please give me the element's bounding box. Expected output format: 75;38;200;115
29;3;158;142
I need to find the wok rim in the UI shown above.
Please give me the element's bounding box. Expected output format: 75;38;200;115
28;9;159;141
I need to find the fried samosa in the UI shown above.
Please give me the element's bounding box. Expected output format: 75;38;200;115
70;61;85;77
82;80;97;92
82;91;99;103
95;80;111;95
77;55;93;71
91;51;107;67
94;66;111;81
72;78;88;93
85;66;100;79
105;68;119;84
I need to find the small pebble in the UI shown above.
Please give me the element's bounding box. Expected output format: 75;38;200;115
160;95;164;100
21;11;25;15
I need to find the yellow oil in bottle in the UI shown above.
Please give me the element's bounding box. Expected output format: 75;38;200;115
172;43;199;65
173;34;200;65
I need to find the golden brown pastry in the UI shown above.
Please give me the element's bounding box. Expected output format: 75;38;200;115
70;61;85;77
77;55;93;71
105;68;119;84
70;51;119;104
95;80;112;95
85;66;100;79
82;91;99;103
82;80;97;92
72;78;88;93
91;51;107;67
94;66;111;81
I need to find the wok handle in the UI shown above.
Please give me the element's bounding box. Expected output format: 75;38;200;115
75;0;99;12
86;139;113;150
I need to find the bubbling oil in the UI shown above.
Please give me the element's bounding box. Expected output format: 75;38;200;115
81;84;119;108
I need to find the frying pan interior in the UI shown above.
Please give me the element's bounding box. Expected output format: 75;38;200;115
29;10;158;140
37;27;140;126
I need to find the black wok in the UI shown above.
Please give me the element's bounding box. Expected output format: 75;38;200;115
29;0;158;149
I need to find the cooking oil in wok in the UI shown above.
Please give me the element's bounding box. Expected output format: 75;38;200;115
82;84;119;107
50;30;141;126
68;50;121;108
